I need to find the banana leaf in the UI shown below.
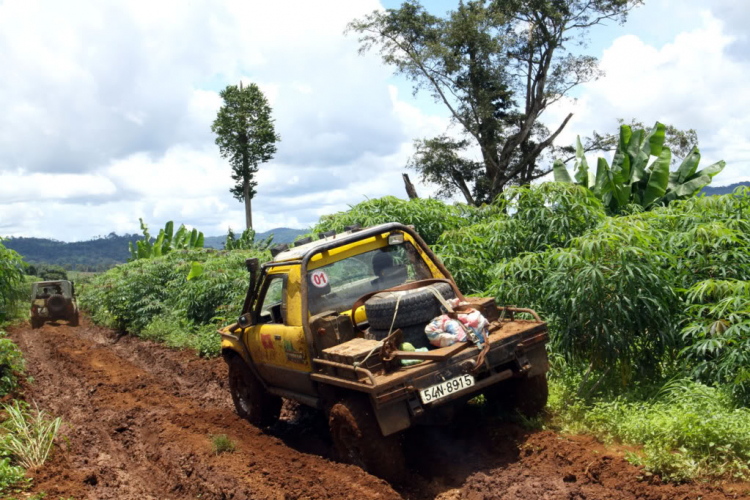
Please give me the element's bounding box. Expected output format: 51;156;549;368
643;121;666;157
553;159;572;183
186;261;204;281
672;173;711;198
642;147;672;207
612;127;633;185
695;160;726;179
195;233;204;248
673;146;701;186
573;137;595;188
612;183;632;207
153;231;165;257
594;157;612;197
174;225;187;247
630;123;663;185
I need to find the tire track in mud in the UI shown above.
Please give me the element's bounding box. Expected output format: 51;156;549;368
9;318;398;500
7;317;750;500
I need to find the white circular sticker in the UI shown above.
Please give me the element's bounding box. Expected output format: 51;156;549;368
310;269;329;288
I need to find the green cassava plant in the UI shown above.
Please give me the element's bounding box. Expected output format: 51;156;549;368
0;241;26;322
681;279;750;404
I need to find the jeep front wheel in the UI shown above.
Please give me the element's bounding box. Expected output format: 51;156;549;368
328;396;404;482
227;356;281;427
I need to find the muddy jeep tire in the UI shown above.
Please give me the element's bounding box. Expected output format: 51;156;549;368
69;311;79;327
227;356;282;427
485;374;549;418
47;294;66;316
365;282;455;330
30;317;43;329
329;396;405;482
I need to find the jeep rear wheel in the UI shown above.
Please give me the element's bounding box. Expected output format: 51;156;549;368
30;317;43;329
69;312;79;327
485;374;548;418
329;396;405;482
227;356;281;428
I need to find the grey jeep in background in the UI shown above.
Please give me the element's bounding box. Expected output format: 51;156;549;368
30;280;79;329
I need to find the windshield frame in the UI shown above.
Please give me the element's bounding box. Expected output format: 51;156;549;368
298;224;456;345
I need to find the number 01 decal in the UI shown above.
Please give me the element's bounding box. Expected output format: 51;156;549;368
310;269;329;288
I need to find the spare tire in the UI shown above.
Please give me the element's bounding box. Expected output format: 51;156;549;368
368;323;431;350
365;282;454;330
47;294;66;316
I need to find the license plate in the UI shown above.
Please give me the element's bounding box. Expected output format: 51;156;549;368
419;374;475;404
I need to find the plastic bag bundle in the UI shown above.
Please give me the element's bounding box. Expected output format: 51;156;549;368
424;298;489;348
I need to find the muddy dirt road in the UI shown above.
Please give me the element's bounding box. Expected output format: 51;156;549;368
7;318;749;499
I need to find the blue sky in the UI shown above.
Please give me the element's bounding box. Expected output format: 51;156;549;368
0;0;748;241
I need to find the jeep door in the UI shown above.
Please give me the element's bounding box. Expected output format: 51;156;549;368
244;269;316;395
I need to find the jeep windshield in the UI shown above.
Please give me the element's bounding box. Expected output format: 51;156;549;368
308;242;432;316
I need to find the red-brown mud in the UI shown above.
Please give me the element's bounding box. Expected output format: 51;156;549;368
7;317;749;500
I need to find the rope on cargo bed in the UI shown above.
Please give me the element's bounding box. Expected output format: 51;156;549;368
425;285;454;314
354;293;403;369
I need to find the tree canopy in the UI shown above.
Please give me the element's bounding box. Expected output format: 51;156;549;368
211;83;280;229
348;0;640;204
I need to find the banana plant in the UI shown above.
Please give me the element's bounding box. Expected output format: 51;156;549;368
224;227;273;251
128;219;204;261
554;122;725;212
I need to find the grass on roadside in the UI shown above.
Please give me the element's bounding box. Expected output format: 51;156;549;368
547;377;750;481
0;401;62;470
139;312;221;358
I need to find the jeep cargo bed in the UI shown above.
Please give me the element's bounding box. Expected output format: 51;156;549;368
310;318;548;395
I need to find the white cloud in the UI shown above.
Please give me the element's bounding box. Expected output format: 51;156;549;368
0;0;451;241
544;7;750;186
0;172;116;203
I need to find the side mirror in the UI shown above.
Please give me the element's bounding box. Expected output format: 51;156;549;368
237;313;252;328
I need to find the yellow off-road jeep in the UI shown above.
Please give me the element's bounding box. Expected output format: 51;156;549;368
220;223;549;480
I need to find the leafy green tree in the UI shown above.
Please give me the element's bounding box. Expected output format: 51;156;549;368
407;136;485;205
34;264;68;281
348;0;639;202
211;82;280;229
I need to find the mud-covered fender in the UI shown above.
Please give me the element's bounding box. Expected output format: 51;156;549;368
220;327;253;367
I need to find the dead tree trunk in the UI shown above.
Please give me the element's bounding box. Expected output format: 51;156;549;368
402;173;419;200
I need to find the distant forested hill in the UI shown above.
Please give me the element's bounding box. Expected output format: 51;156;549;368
2;227;308;270
701;182;750;196
2;233;142;271
203;227;308;249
